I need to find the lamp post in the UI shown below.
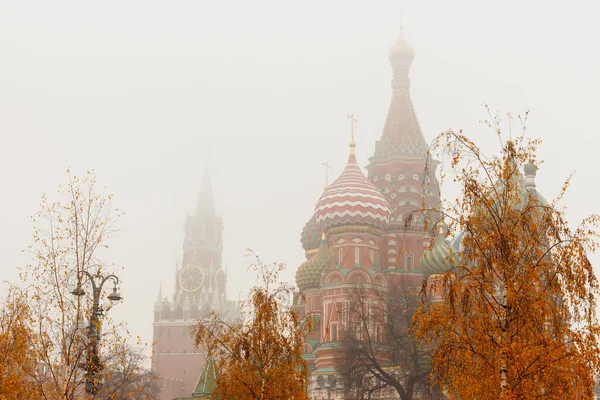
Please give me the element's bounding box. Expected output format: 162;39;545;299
71;269;122;395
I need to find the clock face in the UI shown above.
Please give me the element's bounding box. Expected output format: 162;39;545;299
179;264;205;292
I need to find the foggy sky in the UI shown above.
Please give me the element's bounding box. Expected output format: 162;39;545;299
1;0;599;356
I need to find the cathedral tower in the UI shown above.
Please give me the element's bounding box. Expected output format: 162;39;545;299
311;134;391;371
295;28;441;399
366;31;441;288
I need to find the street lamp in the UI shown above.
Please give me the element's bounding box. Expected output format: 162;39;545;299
71;269;122;394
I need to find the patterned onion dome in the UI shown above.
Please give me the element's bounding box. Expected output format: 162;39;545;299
315;152;391;231
301;215;322;255
420;224;458;275
491;163;548;209
388;32;415;65
296;235;330;291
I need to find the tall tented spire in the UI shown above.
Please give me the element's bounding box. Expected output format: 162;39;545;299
155;283;162;306
195;166;216;217
373;32;428;159
192;356;217;397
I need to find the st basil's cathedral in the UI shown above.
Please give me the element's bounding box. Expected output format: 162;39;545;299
293;30;446;398
151;25;549;400
293;26;548;398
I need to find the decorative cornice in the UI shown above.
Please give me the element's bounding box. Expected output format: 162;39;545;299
326;224;384;238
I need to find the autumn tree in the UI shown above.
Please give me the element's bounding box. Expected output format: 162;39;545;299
338;282;442;400
414;112;600;399
96;344;158;400
194;251;310;400
20;170;132;399
0;288;38;399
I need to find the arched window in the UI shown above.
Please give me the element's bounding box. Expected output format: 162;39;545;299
161;304;170;320
338;248;343;264
354;247;359;264
407;255;414;271
189;304;199;320
173;304;183;320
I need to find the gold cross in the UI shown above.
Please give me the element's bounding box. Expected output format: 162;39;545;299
347;113;357;143
506;112;514;141
398;6;404;34
322;161;333;189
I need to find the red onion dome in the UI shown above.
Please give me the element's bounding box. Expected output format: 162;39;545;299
315;153;391;231
300;214;322;256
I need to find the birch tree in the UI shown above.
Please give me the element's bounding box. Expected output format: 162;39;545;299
193;252;310;400
415;113;600;399
20;170;129;399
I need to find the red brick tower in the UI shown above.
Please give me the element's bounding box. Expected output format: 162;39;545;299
152;170;237;400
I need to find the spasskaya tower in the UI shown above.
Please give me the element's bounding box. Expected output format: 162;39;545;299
152;169;238;400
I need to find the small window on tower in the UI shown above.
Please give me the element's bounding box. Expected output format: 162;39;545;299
331;323;338;342
407;255;414;271
338;248;343;264
354;247;359;264
370;249;374;263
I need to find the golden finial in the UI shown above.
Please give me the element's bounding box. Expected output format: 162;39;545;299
398;6;404;37
347;113;357;154
321;161;333;190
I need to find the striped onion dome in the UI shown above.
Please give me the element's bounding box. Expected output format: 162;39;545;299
315;152;391;231
420;224;458;275
296;235;330;291
301;214;322;256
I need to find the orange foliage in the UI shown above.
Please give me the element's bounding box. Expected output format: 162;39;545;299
194;252;310;400
0;289;37;399
415;114;600;399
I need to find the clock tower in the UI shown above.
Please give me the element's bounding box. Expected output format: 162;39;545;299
152;169;237;400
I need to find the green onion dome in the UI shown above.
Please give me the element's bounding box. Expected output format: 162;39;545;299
296;235;330;291
420;223;457;275
301;215;322;258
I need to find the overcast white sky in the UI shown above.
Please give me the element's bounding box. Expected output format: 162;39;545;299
1;0;599;353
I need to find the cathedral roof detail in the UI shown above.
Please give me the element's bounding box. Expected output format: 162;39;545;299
192;356;218;397
373;33;428;160
296;235;330;291
301;215;322;256
420;223;457;275
315;152;391;231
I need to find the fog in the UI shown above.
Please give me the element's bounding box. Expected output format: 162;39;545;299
1;0;599;353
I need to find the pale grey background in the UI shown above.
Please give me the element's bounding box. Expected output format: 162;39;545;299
1;0;599;355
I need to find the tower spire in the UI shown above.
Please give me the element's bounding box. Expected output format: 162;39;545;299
196;165;216;217
371;29;428;159
155;282;163;306
398;7;404;36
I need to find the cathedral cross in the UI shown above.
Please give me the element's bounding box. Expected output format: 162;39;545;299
321;161;333;189
347;113;357;143
398;6;404;34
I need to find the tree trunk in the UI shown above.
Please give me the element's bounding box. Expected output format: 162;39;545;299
499;280;508;399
